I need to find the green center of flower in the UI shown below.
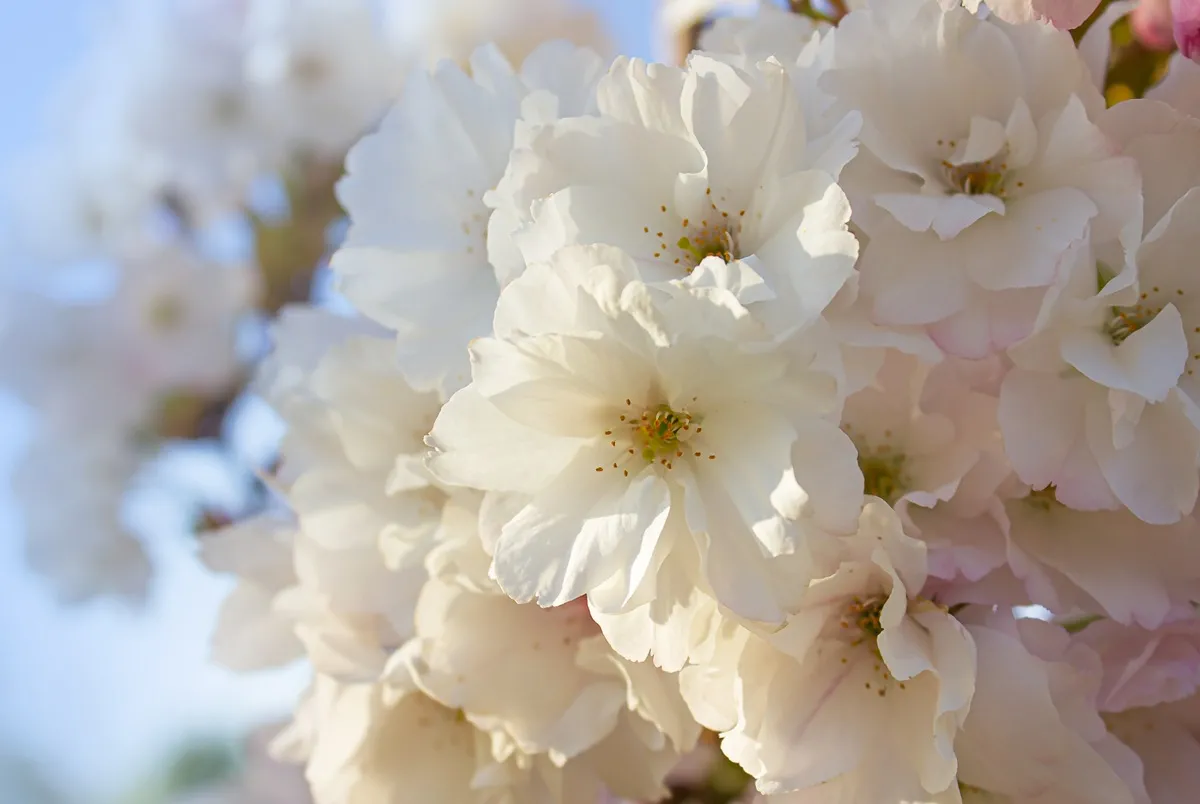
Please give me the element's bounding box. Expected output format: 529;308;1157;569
1106;302;1160;345
677;228;737;268
1024;485;1062;512
634;404;694;462
598;400;713;475
943;158;1008;197
148;295;186;332
210;91;244;126
854;597;885;637
860;453;908;506
290;52;330;86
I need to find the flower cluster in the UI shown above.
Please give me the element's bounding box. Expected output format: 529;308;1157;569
0;0;601;602
200;0;1200;802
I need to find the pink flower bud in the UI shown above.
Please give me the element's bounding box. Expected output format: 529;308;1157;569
1173;0;1200;60
1132;0;1177;50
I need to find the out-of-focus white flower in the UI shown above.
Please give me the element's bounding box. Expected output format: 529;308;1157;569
201;516;303;672
984;0;1105;31
331;42;606;393
13;427;150;604
659;0;762;61
207;316;449;678
699;4;827;63
110;246;258;397
243;0;404;157
385;0;609;68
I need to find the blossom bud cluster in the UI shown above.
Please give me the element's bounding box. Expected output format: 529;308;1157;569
198;0;1200;802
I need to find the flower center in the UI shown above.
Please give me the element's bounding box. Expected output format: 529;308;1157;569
148;294;186;332
1106;290;1170;345
1106;304;1160;345
597;400;714;475
845;425;909;506
841;595;886;643
634;404;694;462
936;138;1012;198
1023;485;1062;512
677;227;737;268
943;158;1007;197
860;453;907;506
290;52;330;87
642;188;748;274
210;90;244;127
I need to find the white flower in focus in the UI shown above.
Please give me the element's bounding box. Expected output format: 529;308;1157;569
495;50;861;333
331;42;605;393
826;0;1140;357
428;252;862;635
679;499;975;800
1000;194;1200;524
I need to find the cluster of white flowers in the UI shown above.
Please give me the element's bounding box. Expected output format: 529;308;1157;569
193;0;1200;801
0;0;601;603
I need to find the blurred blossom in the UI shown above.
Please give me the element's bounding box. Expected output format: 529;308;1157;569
1133;0;1177;50
1173;0;1200;58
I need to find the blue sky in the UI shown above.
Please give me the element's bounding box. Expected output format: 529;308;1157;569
0;1;655;800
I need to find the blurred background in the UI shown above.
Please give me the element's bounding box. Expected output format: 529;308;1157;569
0;2;658;802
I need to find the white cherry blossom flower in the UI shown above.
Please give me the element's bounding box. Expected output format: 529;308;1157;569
679;499;975;800
495;50;861;333
399;531;699;799
826;0;1140;357
200;515;303;672
841;350;982;520
243;0;404;157
331;41;605;394
428;254;862;633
